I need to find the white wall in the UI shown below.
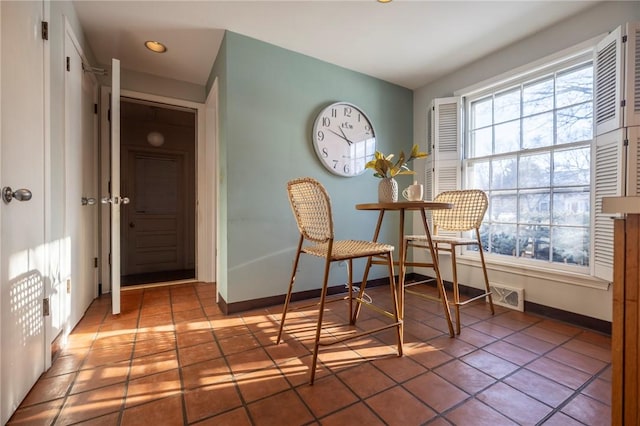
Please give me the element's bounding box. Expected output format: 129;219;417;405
412;1;640;322
119;68;206;104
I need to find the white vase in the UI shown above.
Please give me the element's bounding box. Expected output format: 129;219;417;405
378;177;398;203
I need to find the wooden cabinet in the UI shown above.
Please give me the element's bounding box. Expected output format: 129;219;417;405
604;197;640;425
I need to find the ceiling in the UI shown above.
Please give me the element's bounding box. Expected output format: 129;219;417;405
73;1;601;90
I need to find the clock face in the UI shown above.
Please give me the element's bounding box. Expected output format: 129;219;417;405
312;102;376;177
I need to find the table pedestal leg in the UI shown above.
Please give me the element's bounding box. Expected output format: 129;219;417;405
398;208;405;344
351;210;386;324
420;209;454;337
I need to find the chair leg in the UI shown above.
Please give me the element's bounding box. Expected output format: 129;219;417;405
310;256;332;385
450;248;462;335
430;241;455;338
348;259;354;325
277;239;303;344
398;237;411;345
401;237;409;288
386;252;403;357
477;232;495;315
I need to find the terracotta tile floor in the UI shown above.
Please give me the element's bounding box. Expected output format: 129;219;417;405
8;282;611;425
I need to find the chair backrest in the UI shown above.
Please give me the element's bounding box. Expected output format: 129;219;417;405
432;190;488;232
287;177;334;243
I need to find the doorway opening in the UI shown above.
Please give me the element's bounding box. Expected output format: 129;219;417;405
120;98;196;286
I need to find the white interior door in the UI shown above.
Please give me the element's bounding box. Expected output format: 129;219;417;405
63;23;98;332
0;1;46;423
110;58;121;314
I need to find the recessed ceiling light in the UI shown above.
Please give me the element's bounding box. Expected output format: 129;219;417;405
377;0;392;3
144;40;167;53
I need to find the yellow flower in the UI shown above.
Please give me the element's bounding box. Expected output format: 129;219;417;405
365;144;428;178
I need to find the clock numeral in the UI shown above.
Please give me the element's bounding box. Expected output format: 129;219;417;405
331;108;337;118
343;106;352;117
321;147;329;158
365;124;371;133
332;159;339;169
357;113;362;122
316;130;325;141
343;163;350;174
322;117;330;127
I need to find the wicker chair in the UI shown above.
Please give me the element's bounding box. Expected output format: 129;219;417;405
402;190;494;334
277;177;402;384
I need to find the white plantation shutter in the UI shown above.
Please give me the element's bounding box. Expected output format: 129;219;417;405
592;128;626;281
595;26;623;136
425;97;462;239
592;22;640;281
624;22;640;127
424;155;434;202
595;22;640;134
428;97;461;198
627;125;640;196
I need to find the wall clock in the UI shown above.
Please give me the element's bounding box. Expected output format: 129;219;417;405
312;102;376;177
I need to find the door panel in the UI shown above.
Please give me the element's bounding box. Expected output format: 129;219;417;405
123;151;186;275
136;229;178;247
62;23;98;337
0;1;46;423
81;52;99;307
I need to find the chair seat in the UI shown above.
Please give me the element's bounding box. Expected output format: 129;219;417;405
406;234;478;246
303;240;394;260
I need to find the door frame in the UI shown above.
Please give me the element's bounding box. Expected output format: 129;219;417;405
205;79;219;291
99;89;209;294
42;0;52;367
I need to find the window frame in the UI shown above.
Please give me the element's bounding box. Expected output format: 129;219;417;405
457;49;598;276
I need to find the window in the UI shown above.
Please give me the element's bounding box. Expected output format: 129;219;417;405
464;61;593;271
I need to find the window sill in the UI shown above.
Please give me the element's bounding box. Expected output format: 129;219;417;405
456;254;611;291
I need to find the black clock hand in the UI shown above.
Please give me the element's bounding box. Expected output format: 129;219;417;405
338;127;354;146
327;128;352;145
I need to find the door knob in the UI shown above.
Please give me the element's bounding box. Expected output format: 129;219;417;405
81;197;96;206
101;196;130;205
2;187;32;203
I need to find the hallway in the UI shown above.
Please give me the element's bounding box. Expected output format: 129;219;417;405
8;282;611;425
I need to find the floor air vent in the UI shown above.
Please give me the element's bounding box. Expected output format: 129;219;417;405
489;284;524;312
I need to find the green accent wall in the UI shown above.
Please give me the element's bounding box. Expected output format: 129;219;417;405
209;32;414;305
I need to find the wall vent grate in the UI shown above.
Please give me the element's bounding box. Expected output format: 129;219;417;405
489;283;524;312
